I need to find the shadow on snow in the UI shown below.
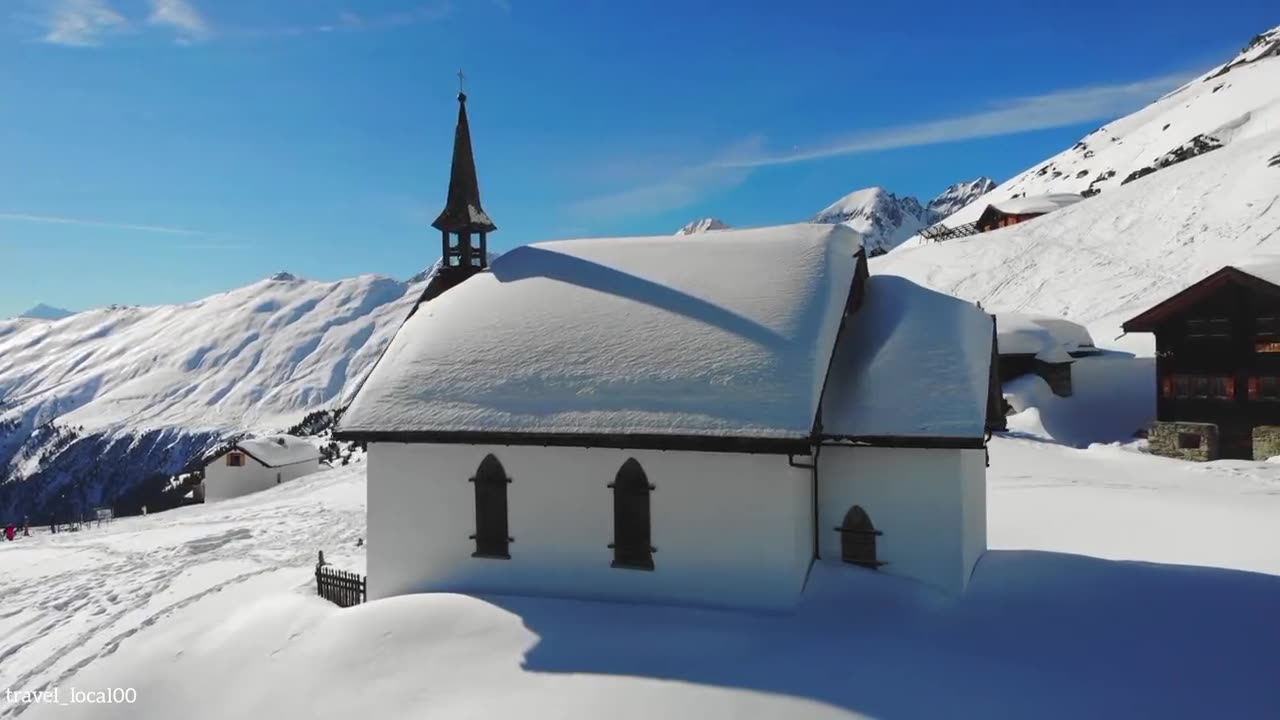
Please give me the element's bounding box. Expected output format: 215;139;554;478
482;550;1280;719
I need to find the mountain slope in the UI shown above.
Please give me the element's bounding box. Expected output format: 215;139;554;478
926;177;997;221
876;119;1280;334
937;25;1280;228
18;304;74;321
675;217;731;235
812;179;995;254
0;271;431;519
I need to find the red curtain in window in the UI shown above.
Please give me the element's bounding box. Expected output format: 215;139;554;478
1225;377;1236;398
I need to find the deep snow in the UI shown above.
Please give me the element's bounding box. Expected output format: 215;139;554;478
2;431;1278;720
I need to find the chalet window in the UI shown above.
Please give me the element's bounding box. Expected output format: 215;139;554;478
1257;342;1280;353
835;505;883;568
227;452;244;467
609;458;655;570
1171;374;1192;398
1187;317;1230;340
1168;375;1233;400
1258;316;1280;338
1250;376;1280;402
469;454;512;559
1177;433;1202;450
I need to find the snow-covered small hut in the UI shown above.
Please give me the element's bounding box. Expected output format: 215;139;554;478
995;313;1098;397
202;435;321;502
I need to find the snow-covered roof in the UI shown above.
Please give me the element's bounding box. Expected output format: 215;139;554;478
821;275;993;440
234;435;319;468
1233;257;1280;288
340;224;864;441
996;313;1094;362
989;194;1083;216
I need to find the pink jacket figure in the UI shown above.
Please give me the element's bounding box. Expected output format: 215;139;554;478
3;525;14;541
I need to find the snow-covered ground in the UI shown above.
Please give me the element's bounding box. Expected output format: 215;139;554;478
2;430;1278;719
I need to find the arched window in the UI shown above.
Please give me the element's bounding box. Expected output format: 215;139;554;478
469;454;511;559
836;505;883;569
608;458;655;570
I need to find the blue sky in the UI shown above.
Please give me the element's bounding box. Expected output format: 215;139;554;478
1;0;1277;318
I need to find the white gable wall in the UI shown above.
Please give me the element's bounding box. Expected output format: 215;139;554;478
204;452;321;502
367;443;814;610
816;446;986;593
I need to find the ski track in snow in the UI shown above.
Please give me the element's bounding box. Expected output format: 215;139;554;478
0;464;365;717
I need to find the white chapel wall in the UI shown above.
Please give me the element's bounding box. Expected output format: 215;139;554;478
367;442;814;610
816;445;986;593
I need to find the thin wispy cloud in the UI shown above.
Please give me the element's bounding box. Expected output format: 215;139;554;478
233;3;450;38
0;211;228;238
147;0;209;44
43;0;126;47
31;0;449;46
567;136;765;222
715;71;1195;169
570;70;1195;221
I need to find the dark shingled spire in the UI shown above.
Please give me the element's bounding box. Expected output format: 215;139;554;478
432;91;497;234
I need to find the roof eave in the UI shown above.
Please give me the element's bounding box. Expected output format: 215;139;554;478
819;434;986;449
331;429;812;455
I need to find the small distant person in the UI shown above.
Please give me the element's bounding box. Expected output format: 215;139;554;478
4;525;14;541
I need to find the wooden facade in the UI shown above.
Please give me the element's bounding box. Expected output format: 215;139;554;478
974;206;1046;233
1123;267;1280;459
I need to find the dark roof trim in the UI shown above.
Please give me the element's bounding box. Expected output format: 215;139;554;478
232;446;318;469
1123;266;1280;332
332;429;812;455
809;248;868;438
820;434;986;449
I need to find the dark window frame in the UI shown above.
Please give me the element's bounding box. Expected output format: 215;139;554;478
469;454;513;559
1177;432;1202;450
1169;374;1233;400
835;505;884;568
608;458;656;571
1252;376;1280;402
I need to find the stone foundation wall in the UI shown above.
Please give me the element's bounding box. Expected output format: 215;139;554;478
1253;426;1280;461
1034;360;1073;397
1148;421;1219;462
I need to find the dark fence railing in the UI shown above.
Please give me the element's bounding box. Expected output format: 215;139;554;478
315;551;366;608
919;221;980;243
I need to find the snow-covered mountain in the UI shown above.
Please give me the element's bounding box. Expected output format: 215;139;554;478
18;303;75;321
879;23;1280;337
937;25;1280;229
926;177;997;221
0;270;432;520
811;179;995;254
675;217;731;234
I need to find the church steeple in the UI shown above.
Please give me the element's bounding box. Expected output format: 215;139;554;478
433;73;495;275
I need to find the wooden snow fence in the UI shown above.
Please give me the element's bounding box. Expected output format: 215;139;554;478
315;550;366;608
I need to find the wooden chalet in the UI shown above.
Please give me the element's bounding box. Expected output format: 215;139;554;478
973;194;1083;233
920;194;1084;244
1122;263;1280;461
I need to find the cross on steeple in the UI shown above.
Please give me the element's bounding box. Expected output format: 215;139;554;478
457;69;466;96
